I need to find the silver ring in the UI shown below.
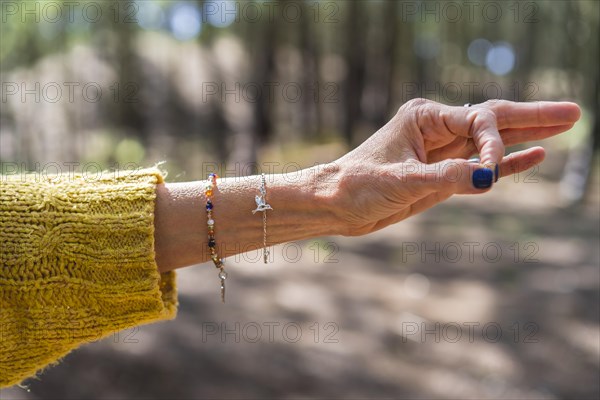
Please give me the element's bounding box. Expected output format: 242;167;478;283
464;103;473;108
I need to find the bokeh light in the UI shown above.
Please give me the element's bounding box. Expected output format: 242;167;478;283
485;42;516;76
204;1;237;28
467;38;492;67
169;2;202;41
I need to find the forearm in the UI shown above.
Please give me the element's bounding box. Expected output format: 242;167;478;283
153;164;342;273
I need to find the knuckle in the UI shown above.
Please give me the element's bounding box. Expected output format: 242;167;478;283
399;98;430;114
483;99;502;107
473;109;498;126
476;108;496;119
399;98;439;128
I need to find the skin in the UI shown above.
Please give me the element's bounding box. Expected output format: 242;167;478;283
154;99;581;273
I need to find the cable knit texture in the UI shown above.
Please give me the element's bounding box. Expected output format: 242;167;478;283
0;167;177;388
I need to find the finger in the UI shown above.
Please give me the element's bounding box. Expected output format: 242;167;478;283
397;158;496;197
398;147;545;206
479;100;581;130
427;124;573;163
426;136;472;163
499;124;575;147
467;108;505;167
498;146;546;179
439;104;505;166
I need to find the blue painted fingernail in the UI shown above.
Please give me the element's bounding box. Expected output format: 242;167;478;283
472;168;493;189
494;164;499;182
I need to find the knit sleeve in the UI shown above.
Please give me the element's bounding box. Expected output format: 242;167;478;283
0;167;178;388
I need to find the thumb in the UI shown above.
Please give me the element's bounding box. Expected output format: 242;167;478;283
399;159;496;196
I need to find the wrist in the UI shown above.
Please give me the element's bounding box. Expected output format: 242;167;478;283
154;164;346;272
300;162;346;237
244;163;344;243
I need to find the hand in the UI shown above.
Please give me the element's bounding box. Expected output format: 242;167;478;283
325;99;581;236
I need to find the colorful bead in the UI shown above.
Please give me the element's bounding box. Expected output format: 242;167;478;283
204;173;227;303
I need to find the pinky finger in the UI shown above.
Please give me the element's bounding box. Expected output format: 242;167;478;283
498;146;546;179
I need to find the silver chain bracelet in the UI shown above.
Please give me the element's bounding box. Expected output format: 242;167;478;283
252;173;273;263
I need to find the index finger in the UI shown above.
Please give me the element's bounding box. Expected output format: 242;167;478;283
481;100;581;130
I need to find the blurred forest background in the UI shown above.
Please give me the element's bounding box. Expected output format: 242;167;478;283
1;0;599;399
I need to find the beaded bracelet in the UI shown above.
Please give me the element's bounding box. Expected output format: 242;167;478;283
205;173;227;303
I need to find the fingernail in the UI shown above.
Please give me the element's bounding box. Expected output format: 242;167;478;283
485;163;500;183
472;168;494;189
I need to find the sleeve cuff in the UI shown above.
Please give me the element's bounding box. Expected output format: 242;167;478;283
0;166;178;387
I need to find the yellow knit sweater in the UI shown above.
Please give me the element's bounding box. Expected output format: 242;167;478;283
0;167;178;388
